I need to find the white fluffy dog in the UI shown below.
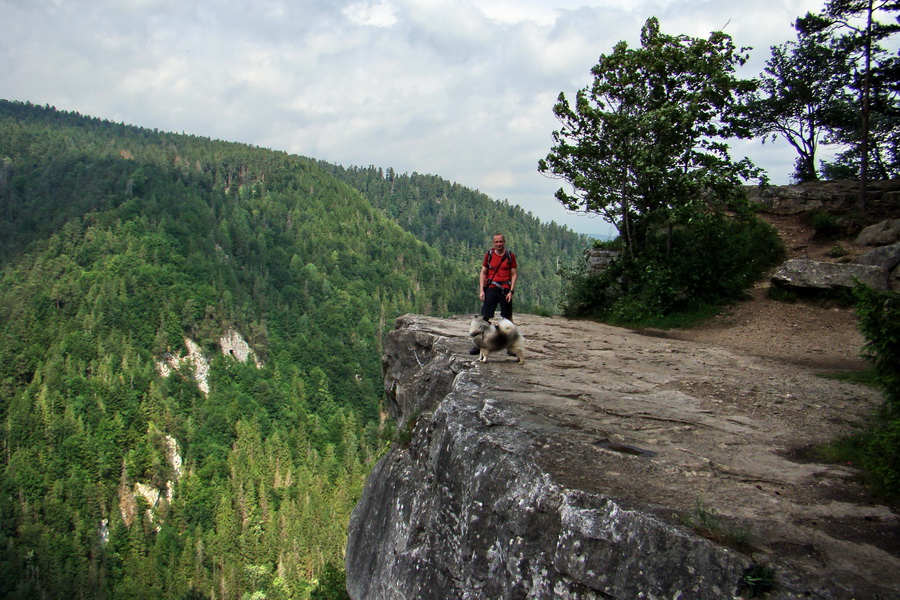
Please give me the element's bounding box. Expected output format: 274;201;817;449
468;316;525;364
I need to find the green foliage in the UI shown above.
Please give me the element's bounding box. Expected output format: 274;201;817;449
741;564;777;598
539;17;764;251
767;285;799;303
855;286;900;408
809;210;843;238
827;244;849;258
309;563;350;600
854;285;900;496
809;424;900;499
679;504;754;553
814;286;900;498
561;213;784;323
395;411;425;449
748;25;853;182
541;17;782;326
797;1;900;183
322;165;589;314
0;99;471;599
861;418;900;495
591;237;623;251
818;368;880;387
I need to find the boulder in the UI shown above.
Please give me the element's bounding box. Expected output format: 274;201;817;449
771;258;889;292
854;243;900;271
855;219;900;246
585;248;619;274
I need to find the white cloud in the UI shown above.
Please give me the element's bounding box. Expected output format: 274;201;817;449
343;0;398;27
0;0;848;236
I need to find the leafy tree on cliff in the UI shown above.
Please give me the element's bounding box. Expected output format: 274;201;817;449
797;0;900;209
538;17;763;257
538;18;782;322
748;26;854;182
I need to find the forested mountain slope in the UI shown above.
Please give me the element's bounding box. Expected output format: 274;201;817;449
320;164;589;312
0;99;485;599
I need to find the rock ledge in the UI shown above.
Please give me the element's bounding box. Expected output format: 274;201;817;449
346;314;899;599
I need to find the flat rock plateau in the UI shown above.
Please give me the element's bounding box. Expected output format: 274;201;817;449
348;309;898;599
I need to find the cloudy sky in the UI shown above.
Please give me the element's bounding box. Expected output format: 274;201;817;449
2;0;827;236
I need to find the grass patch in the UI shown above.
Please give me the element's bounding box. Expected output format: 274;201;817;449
802;429;900;503
817;368;880;387
801;435;867;466
741;564;777;598
395;410;425;449
604;303;723;330
679;504;755;553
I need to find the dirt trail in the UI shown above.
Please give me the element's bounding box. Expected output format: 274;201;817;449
658;212;872;372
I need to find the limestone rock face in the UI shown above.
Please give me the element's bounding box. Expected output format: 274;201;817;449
346;315;899;599
349;318;746;599
856;219;900;246
744;180;900;215
585;249;619;275
771;258;889;291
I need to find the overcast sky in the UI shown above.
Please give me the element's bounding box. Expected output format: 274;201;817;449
1;0;828;236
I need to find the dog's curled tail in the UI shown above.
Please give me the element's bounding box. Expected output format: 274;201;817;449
496;318;517;335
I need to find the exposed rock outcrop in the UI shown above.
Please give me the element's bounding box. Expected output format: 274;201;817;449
347;315;899;599
745;180;900;216
119;434;183;529
585;249;620;275
770;258;890;292
856;219;900;246
155;328;262;395
157;338;211;394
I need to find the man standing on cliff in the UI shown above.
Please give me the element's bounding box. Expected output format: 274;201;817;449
479;233;518;322
470;233;518;355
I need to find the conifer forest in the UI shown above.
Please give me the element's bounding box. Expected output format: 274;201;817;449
0;100;588;599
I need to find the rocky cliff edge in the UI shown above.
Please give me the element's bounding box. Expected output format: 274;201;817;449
346;314;899;599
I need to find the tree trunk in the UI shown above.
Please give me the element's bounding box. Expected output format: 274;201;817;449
858;0;874;216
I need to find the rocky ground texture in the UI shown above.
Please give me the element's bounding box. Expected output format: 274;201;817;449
350;309;896;599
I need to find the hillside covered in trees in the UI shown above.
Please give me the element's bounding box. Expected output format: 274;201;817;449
0;100;587;599
320;164;588;313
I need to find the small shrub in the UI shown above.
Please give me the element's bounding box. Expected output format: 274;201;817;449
861;417;900;496
767;285;797;303
838;286;900;497
395;410;424;449
592;236;623;250
809;210;842;238
827;244;849;258
855;286;900;409
741;563;777;598
560;213;784;323
559;265;619;319
531;304;554;317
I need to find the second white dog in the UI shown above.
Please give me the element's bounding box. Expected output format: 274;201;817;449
468;316;525;364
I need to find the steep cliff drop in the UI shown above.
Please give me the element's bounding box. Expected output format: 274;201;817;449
346;314;899;599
